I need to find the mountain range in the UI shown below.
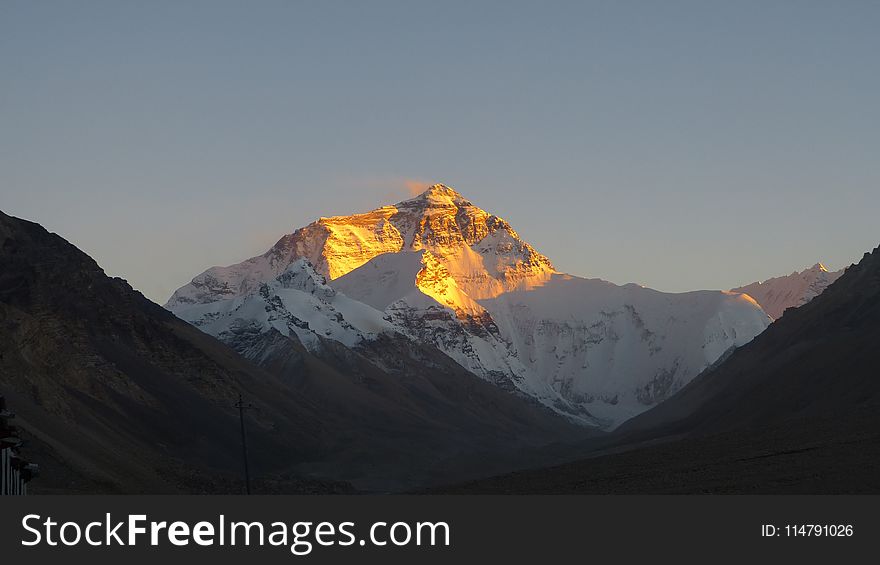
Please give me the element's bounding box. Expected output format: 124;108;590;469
168;184;771;429
1;183;870;494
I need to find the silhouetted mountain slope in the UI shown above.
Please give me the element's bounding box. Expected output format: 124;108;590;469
0;210;347;492
434;245;880;493
0;210;582;492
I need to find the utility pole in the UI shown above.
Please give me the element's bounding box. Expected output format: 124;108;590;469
235;393;254;495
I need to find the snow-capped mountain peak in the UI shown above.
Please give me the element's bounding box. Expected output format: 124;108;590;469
731;262;844;320
166;183;554;309
407;183;467;204
168;184;770;429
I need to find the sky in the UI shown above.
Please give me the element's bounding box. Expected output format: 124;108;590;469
2;0;878;303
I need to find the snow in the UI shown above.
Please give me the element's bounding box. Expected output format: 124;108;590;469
172;260;396;350
478;276;770;428
331;251;427;310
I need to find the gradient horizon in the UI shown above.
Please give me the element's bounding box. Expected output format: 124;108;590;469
2;1;878;303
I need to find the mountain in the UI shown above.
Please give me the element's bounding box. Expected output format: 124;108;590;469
0;210;585;493
731;263;844;320
166;184;554;307
169;184;770;429
436;244;880;493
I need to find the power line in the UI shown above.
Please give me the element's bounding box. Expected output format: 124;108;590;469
234;393;256;495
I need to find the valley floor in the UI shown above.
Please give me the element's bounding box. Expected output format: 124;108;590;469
428;406;880;494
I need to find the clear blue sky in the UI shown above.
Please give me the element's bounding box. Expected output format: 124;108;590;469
2;0;878;303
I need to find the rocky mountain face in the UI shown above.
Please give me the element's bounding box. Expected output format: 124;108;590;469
731;263;844;320
0;210;585;493
166;184;554;308
168;184;771;429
